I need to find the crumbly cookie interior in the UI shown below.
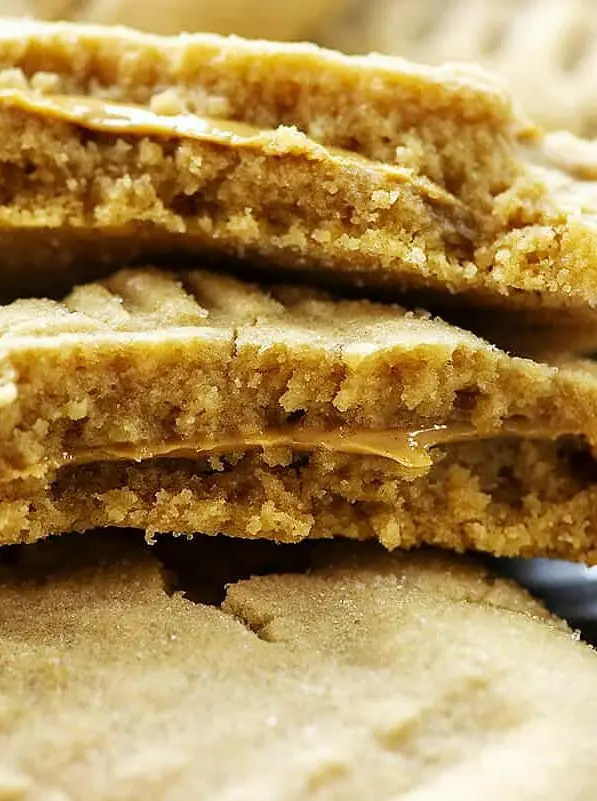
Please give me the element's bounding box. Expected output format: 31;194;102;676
0;20;597;345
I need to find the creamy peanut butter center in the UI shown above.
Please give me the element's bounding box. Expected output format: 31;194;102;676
71;426;448;476
0;88;265;144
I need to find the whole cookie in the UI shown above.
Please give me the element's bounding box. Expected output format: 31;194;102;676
0;533;596;800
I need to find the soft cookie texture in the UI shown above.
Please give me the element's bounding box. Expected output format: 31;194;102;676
0;533;595;801
2;269;597;560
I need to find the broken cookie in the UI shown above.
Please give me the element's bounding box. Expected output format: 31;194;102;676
0;20;596;351
2;268;597;561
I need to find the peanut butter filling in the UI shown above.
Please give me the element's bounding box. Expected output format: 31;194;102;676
70;426;443;476
0;89;264;144
66;420;573;477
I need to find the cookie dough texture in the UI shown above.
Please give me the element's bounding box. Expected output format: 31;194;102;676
3;0;344;39
3;268;597;561
321;0;597;136
0;533;596;801
0;21;597;348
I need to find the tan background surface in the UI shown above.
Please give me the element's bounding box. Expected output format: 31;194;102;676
0;0;344;38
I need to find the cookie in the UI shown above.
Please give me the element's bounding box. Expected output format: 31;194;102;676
0;21;597;349
0;532;595;800
2;267;597;561
321;0;597;136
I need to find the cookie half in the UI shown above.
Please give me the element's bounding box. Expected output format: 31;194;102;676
3;267;597;561
0;20;597;350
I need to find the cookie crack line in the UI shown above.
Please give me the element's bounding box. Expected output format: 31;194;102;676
225;607;278;643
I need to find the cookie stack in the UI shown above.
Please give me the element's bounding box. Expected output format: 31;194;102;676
0;20;597;799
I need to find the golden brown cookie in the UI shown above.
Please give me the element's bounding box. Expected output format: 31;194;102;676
0;20;597;349
2;267;597;561
0;532;595;800
321;0;597;136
